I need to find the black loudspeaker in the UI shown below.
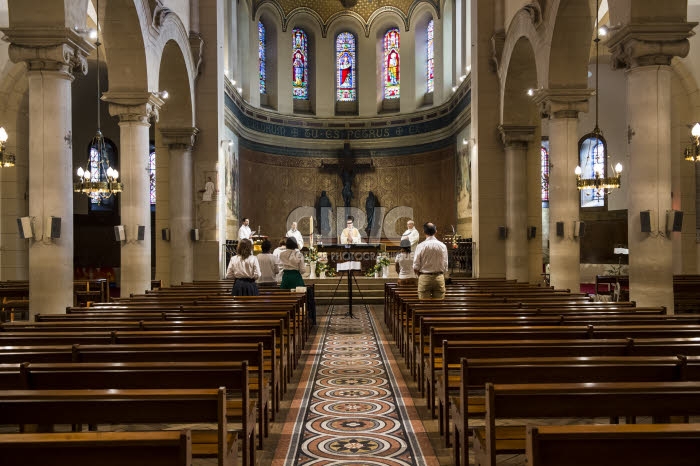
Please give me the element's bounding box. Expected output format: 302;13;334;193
527;226;537;240
137;225;146;241
161;228;170;241
114;225;126;242
17;217;32;239
555;221;564;237
666;210;683;233
498;226;508;240
573;221;585;238
640;211;652;233
191;229;200;241
46;216;61;239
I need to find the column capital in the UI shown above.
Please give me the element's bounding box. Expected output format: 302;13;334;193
102;91;164;124
160;127;199;150
607;22;696;69
532;88;593;119
498;125;536;149
2;27;93;77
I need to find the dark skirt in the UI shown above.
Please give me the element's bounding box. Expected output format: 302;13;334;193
280;270;305;290
232;278;260;296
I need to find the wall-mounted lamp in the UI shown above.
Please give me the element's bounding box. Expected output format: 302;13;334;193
153;90;169;100
74;26;98;40
683;123;700;162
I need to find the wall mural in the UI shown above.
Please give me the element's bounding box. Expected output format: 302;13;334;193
224;145;239;238
456;146;472;233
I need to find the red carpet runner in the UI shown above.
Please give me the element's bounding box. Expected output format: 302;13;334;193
277;305;437;465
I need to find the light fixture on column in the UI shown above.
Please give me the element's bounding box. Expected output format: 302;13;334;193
574;0;622;194
74;0;122;201
683;123;700;162
0;127;15;167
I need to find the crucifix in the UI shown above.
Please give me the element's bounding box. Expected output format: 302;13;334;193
321;142;374;215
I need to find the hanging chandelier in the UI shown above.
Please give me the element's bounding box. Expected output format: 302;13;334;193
574;0;622;193
683;123;700;162
0;127;15;167
74;0;122;201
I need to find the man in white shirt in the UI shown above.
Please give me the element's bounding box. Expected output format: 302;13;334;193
413;222;448;299
238;218;255;240
401;219;420;251
340;216;361;244
286;221;304;249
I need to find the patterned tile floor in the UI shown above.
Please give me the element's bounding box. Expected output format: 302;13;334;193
273;304;439;466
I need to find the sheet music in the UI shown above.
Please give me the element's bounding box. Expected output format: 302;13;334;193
337;261;361;271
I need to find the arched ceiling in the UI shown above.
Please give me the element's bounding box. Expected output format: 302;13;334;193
255;0;427;23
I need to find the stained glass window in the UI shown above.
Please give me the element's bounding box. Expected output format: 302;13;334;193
258;21;266;94
427;20;434;93
292;28;308;100
579;134;606;208
541;139;550;204
336;32;356;102
383;28;400;99
149;147;156;205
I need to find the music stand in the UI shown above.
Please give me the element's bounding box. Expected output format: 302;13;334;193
326;260;368;318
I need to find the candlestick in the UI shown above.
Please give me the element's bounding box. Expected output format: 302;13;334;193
310;216;313;247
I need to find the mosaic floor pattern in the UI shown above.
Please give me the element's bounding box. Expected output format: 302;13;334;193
281;305;437;466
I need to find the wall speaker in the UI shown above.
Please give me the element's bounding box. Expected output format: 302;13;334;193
137;225;146;241
555;221;564;237
17;217;32;239
640;210;652;233
498;226;508;240
114;225;126;242
45;216;61;239
573;221;586;238
527;226;537;240
161;228;170;241
666;210;683;233
191;228;200;241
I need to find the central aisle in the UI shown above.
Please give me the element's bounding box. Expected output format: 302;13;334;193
275;305;438;465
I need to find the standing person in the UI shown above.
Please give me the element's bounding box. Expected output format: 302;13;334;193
279;237;306;289
286;221;304;249
239;218;256;240
412;222;448;299
395;239;417;286
401;219;420;251
256;239;279;287
226;239;261;296
340;216;361;244
272;238;287;283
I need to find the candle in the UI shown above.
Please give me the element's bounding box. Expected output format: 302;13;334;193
309;216;314;247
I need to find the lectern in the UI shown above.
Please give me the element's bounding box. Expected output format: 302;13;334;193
336;260;362;318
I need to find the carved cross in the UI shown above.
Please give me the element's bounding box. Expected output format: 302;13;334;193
321;142;373;210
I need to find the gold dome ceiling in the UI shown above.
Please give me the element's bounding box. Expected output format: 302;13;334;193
255;0;437;27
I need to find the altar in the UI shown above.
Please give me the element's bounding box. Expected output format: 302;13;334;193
317;244;382;273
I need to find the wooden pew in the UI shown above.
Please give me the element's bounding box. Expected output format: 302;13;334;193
1;361;256;466
473;381;700;466
526;424;700;466
0;430;192;466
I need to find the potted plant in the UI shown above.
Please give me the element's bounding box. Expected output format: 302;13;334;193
305;246;318;279
376;254;391;278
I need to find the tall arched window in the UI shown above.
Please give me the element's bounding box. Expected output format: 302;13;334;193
383;28;400;99
292;28;308;100
148;145;156;206
579;133;607;208
258;21;266;94
426;20;434;94
336;32;356;102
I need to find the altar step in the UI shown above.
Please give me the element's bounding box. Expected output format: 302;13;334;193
308;277;390;306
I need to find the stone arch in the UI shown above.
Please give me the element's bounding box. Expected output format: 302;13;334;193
152;14;196;127
100;0;151;93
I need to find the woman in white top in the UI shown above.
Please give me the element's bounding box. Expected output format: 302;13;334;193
395;239;417;286
226;238;261;296
256;239;280;287
278;237;306;289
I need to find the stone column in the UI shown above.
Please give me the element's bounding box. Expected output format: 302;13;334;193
533;90;593;292
608;24;695;311
499;125;535;283
103;92;162;297
4;31;91;315
161;128;198;286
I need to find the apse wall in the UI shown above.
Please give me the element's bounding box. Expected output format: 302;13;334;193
238;142;456;243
